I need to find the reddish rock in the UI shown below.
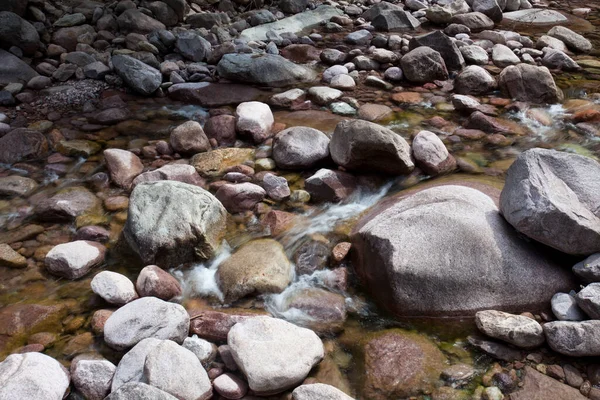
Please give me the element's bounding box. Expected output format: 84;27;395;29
332;242;351;263
204;115;237;147
91;309;114;335
391;92;423;104
0;128;49;164
304;169;357;202
136;265;182;300
357;104;394;122
170;121;211;155
215;182;266;213
188;310;256;342
15;344;45;353
280;44;322;63
103;149;143;190
572;109;600;123
168;83;267;107
213;373;249;399
75;226;110;242
453;128;486;140
261;210;297;236
104;196;129;211
465;111;513;134
509;366;586;400
36;187;101;221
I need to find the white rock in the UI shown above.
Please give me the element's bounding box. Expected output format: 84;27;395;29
213;372;249;399
112;338;163;392
182;335;217;366
228;316;324;394
71;359;116;400
292;383;355;400
412;130;455;175
91;271;138;305
491;44;520;67
551;292;586;322
45;240;106;279
330;74;356;90
107;382;178;400
308;86;343;105
322;65;348;83
270;89;305;108
475;310;545;348
235;102;274;144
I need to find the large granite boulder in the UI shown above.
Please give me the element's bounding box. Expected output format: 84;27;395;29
500;148;600;255
124;181;227;267
0;12;40;56
330;120;413;175
112;55;162;96
217;53;315;87
352;185;576;317
498;64;562;104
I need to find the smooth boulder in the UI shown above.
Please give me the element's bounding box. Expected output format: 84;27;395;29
112;55;162;96
45;240;106;279
401;47;449;83
475;310;545;348
272;126;330;169
544;320;600;357
498;64;562;103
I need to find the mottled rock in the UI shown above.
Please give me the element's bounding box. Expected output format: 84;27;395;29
136;265;182;300
475;310;544;348
45;240;106;279
304;168;357;202
412;130;456;175
112;55;162;96
509;366;587;400
71;358;116;400
235;102;274;144
401;47;449;83
498;64;562;103
104;149;143;190
170;121;210;155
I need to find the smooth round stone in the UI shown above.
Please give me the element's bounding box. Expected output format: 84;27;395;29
91;271;138;306
213;373;248;399
45;240;106;279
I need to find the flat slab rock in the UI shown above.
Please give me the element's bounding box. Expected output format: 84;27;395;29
509;366;586;400
503;9;568;24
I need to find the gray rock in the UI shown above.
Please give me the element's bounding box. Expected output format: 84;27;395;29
104;148;143;190
472;0;502;23
537;35;568;52
117;9;166;34
132;164;204;188
542;48;580;71
217;53;315;88
450;12;495;32
0;352;70;400
548;26;592;53
292;383;355;400
544;320;600;357
235;101;274;143
228;316;324;394
107;382;178;400
412;130;456;175
308;86;343;105
84;61;111;80
104;297;190;350
576;283;600;319
0;176;38;197
111;338;163;392
552;292;587;321
91;271;138;306
460;45;489;65
170;121;210;154
0;0;28;16
144;340;212;400
175;31;211;62
352;185;576;317
112;55;162;96
262;173;291;201
454;65;497;95
52;25;96;52
186;12;230;29
475;310;545;348
304;168;357;202
182;335;216;366
401;47;449;83
71;359;116;400
124;181;227;266
573;253;600;283
0;49;37;84
467;336;523;361
409;30;465;71
491;44;520;67
273;126;330;170
498;64;562;103
0;11;40;56
345;29;373;46
362;2;404;20
503;9;568;24
54;13;86;27
330;119;414;175
45;240;106;279
280;0;308;14
499;148;600;255
371;10;421;31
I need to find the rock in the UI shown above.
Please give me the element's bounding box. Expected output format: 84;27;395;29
544;320;600;357
573;253;600;283
503;9;568;24
283;287;347;332
475;310;544;348
308;86;342;105
132;164;205;188
345;29;372;45
136;265;182;300
330;120;413;175
0;0;27;16
0;352;70;400
450;12;494;32
304;169;356;202
509;366;587;400
491;44;520;67
467;335;523;361
498;64;562;103
107;383;178;400
0;243;27;268
362;2;404;20
270;88;306;108
0;49;38;84
0;128;48;164
272;126;330;169
71;359;116;400
170;121;210;154
168;83;265;107
358;104;393;122
500;148;600;255
215;182;266;213
112;55;162;96
117;9;166;33
320;49;346;65
52;25;95;52
91;271;138;306
472;0;502;23
189;310;256;342
45;240;106;279
261;173;290;201
576;283;600;319
125;180;226;266
235;102;274;143
412;130;456;175
460;45;489;65
409;31;465;71
111;338;162;391
182;335;216;366
104;297;189;350
352;185;575;317
54;13;86;27
191;148;255;178
175;31;212;62
548;26;592;53
36;187;100;221
358;329;446;400
280;0;308;14
104;149;143;190
0;176;37;197
0;12;40;56
542;48;580;71
217;53;315;88
537;35;568;52
552;292;587;321
204;114;236;146
144;340;212;400
455;65;497;95
217;239;291;302
228;316;324;394
213;373;248;399
293;384;354;400
401;47;448;83
371;10;421;31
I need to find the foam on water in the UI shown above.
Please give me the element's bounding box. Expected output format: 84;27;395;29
512;104;566;141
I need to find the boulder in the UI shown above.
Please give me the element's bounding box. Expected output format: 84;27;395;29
0;12;40;56
542;48;580;71
551;292;586;321
503;9;568;24
548;26;592;53
112;55;162;96
182;336;216;366
509;366;587;400
117;9;166;34
304;169;357;202
272;126;330;169
0;128;48;164
170;121;210;154
215;182;266;213
543;321;600;357
136;265;182;300
0;352;70;400
217;53;315;88
91;271;138;306
411;130;456;175
450;12;494;32
107;383;178;400
228;316;324;394
454;65;497;95
492;44;520;67
499;148;600;255
36;187;101;221
475;310;545;348
460;45;489;65
400;47;449;83
292;384;355;400
573;253;600;282
0;49;38;84
52;25;96;52
71;359;116;400
575;283;600;319
175;31;212;62
124;181;227;266
111;338;163;392
104;297;189;350
371;10;421;31
103;149;143;190
216;239;292;302
45;240;106;279
408;31;465;71
131;164;205;188
472;0;503;23
352;185;576;317
498;64;562;103
235;102;274;144
145;340;212;400
330;120;413;175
